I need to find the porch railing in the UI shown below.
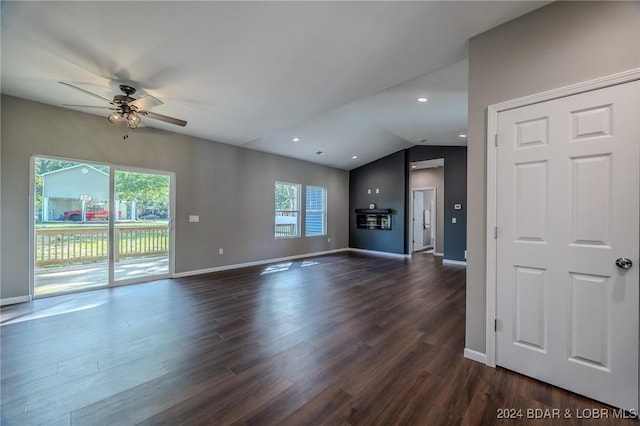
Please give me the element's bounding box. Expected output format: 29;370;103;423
35;225;169;266
275;223;297;238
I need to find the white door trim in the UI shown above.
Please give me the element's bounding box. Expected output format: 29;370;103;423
411;187;436;253
411;189;425;252
485;68;640;368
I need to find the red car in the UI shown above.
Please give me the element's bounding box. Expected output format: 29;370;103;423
63;205;111;221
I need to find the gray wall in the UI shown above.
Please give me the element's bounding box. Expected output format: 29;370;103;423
349;150;407;254
407;146;467;261
1;95;349;300
466;1;640;353
410;167;444;253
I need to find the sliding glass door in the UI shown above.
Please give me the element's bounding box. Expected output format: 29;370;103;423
33;158;111;295
113;169;172;284
32;156;174;297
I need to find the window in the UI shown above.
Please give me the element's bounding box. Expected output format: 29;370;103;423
305;186;326;236
275;181;300;238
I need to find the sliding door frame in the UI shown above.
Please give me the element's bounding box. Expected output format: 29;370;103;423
29;155;176;298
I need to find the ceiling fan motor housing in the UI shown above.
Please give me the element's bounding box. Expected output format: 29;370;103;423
113;96;134;112
119;85;137;96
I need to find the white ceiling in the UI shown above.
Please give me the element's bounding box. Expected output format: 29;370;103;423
1;1;546;170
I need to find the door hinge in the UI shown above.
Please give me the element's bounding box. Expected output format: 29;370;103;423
494;134;498;147
494;319;498;332
494;226;498;239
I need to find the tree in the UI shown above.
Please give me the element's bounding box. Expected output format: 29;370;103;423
275;182;299;212
115;171;170;217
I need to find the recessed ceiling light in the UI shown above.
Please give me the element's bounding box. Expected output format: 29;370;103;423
411;165;417;169
352;155;358;159
417;97;428;103
292;137;300;142
316;151;324;155
418;138;427;143
458;133;467;138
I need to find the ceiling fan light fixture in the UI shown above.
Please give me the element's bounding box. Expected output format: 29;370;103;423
127;112;141;128
107;111;122;123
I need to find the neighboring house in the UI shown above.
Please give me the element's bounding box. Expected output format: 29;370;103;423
40;164;109;221
40;164;129;221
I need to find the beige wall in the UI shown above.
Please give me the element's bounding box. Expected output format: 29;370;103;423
410;167;444;253
466;1;640;352
1;96;349;300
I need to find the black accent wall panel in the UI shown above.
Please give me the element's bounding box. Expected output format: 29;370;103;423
349;150;406;254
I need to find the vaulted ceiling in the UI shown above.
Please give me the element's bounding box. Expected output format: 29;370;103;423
1;1;547;169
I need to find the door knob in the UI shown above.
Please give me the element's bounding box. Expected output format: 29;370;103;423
615;257;633;270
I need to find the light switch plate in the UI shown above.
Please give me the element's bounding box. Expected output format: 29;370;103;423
189;215;199;222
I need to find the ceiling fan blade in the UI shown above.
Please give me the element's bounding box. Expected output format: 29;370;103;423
63;104;116;110
140;110;187;127
129;95;163;111
59;82;112;103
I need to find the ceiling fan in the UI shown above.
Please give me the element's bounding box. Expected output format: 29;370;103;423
59;82;187;128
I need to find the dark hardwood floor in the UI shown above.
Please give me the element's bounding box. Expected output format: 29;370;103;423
1;252;635;425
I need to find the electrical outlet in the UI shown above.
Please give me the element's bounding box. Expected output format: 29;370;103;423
189;215;199;223
219;248;224;255
452;217;457;224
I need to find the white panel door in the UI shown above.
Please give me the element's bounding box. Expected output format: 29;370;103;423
496;81;639;411
413;191;424;252
430;196;436;250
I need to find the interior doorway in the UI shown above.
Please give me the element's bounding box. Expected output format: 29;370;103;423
412;188;436;253
410;158;444;255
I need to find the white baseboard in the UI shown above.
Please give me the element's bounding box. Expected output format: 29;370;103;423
433;252;444;257
464;348;487;364
174;248;350;278
348;248;411;259
174;247;416;278
1;295;32;306
443;259;467;266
